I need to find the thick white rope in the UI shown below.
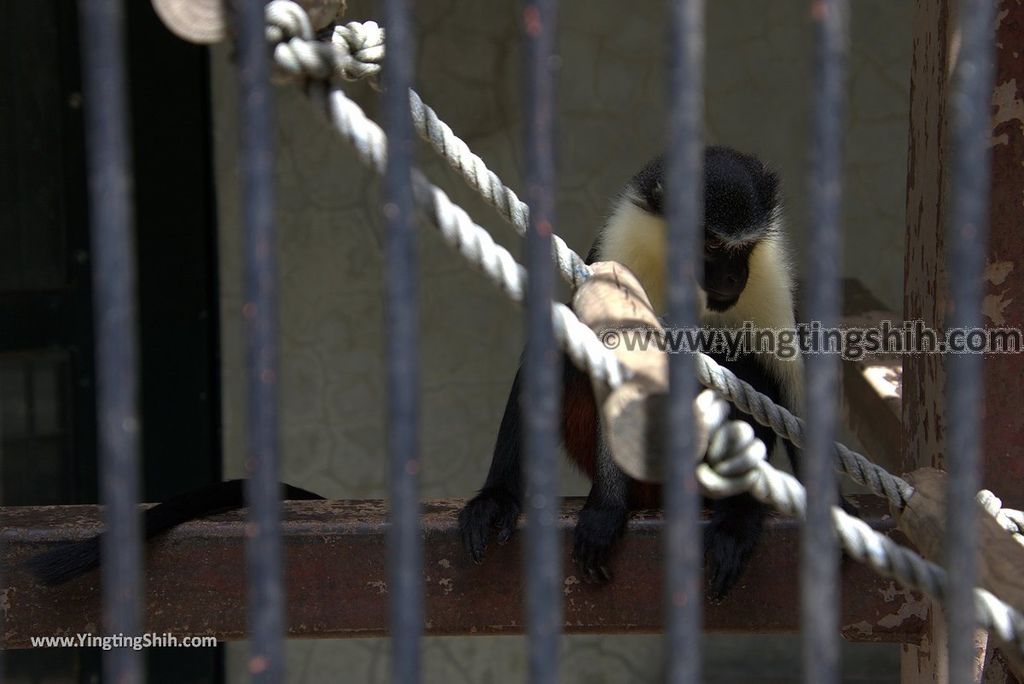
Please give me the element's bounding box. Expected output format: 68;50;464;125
324;84;625;389
326;23;589;287
331;21;386;82
694;355;915;507
694;390;1024;657
268;4;590;287
978;490;1024;547
264;5;625;391
406;89;591;288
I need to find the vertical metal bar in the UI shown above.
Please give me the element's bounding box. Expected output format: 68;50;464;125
946;1;995;682
234;1;284;681
521;1;561;683
380;0;422;681
78;1;143;682
802;1;847;683
664;1;704;682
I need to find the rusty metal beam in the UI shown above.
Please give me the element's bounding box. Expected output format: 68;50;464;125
0;496;923;648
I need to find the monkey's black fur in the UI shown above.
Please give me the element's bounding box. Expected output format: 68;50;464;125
25;480;323;586
459;147;800;599
631;148;780;236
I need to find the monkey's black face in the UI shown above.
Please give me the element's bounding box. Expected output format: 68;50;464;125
626;145;780;312
703;239;751;311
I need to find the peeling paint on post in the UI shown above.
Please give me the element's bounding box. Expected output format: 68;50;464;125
983;1;1024;510
904;1;1024;681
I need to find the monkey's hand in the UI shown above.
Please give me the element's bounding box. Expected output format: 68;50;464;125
458;488;521;563
704;494;766;601
571;504;628;583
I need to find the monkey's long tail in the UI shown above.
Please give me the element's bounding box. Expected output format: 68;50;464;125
24;479;324;586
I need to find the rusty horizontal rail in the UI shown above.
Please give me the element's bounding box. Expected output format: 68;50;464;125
0;496;924;647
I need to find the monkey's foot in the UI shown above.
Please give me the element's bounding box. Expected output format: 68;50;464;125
704;498;765;602
571;505;627;583
458;488;521;563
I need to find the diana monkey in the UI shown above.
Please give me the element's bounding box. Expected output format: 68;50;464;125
458;146;802;599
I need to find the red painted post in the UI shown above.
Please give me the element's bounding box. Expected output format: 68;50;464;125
903;1;1024;680
982;2;1024;509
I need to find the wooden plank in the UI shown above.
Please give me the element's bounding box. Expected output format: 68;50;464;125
896;469;1024;679
897;469;1024;613
571;260;711;483
0;496;923;648
150;0;346;44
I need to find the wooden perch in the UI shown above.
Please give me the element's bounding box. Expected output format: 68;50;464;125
571;261;709;483
151;0;347;44
895;467;1024;677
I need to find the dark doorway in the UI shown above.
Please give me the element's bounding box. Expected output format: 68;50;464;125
1;2;222;682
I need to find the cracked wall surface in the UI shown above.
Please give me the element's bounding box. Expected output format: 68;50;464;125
213;1;909;681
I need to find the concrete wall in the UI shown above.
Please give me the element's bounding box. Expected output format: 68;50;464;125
212;1;911;680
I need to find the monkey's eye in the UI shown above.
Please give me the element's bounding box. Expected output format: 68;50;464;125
704;238;724;256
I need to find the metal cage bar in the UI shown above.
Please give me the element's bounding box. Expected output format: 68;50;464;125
78;0;143;682
380;0;424;681
665;1;705;682
234;0;285;681
521;1;562;683
802;1;848;682
946;1;996;681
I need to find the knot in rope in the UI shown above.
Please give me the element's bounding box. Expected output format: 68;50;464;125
699;420;766;498
691;392;764;497
266;1;334;82
691;394;1024;653
693;352;915;508
696;413;806;517
265;0;312;41
332;21;385;82
265;2;383;84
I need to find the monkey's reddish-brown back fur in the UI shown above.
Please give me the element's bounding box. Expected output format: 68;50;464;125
560;367;661;509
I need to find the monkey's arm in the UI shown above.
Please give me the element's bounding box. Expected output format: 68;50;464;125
572;423;631;582
458;364;526;561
